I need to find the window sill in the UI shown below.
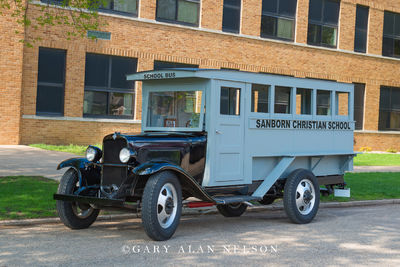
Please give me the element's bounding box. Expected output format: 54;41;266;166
23;115;141;124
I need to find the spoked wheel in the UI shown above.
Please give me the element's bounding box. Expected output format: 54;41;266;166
283;169;320;224
217;203;247;217
56;168;100;229
142;171;182;241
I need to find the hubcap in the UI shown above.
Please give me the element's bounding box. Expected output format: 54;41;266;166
157;183;178;229
295;179;316;215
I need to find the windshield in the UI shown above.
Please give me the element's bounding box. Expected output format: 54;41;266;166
147;90;203;128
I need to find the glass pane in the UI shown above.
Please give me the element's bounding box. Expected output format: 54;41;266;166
394;39;400;57
321;26;337;46
296;88;312;115
261;15;276;37
278;0;297;17
380;87;391;110
147;91;203;127
38;48;65;84
85;54;109;87
109;92;134;116
317;90;331;115
389;111;400;130
277;18;293;39
113;0;137;14
274;86;291;114
111;56;137;89
251;84;269;113
307;23;320;44
100;0;113;9
355;5;369;30
222;5;240;32
354;83;365;130
220;87;240;115
336;92;349;116
262;0;277;13
83;90;107;115
323;0;340;25
395;13;400;36
392;88;400;110
354;30;367;53
225;0;240;6
157;0;176;20
384;12;395;35
177;0;199;24
153;61;199;70
378;110;391;130
308;0;322;22
36;85;64;114
383;37;394;57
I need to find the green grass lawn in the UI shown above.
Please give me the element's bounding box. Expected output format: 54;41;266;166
29;144;101;156
1;173;400;220
0;176;59;220
354;153;400;166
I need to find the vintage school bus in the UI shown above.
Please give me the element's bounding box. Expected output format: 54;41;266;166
54;69;355;241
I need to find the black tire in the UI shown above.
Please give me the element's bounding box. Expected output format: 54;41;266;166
56;168;100;229
258;196;276;205
283;169;320;224
141;171;182;241
217;203;247;217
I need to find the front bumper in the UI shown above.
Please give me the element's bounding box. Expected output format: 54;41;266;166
54;193;124;206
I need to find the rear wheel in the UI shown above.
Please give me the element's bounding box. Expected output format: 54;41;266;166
283;169;320;224
141;171;182;241
56;168;100;229
217;203;247;217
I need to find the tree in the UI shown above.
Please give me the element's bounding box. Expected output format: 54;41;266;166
0;0;106;46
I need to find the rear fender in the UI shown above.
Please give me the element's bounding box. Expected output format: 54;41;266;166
133;161;214;202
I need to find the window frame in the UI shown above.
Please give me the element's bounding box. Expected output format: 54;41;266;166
378;86;400;131
354;5;369;53
382;11;400;58
83;53;137;119
222;0;241;34
260;0;298;41
36;47;66;116
307;0;340;48
155;0;201;27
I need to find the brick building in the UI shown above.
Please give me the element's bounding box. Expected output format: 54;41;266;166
0;0;400;150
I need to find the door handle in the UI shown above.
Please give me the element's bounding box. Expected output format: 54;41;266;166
216;130;223;134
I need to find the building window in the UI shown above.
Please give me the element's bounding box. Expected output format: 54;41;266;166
222;0;241;33
307;0;340;48
354;5;369;53
383;11;400;58
156;0;200;26
220;87;240;115
36;47;66;115
296;88;312;115
99;0;138;16
317;90;331;115
153;61;199;70
84;53;137;118
354;83;365;130
379;86;400;131
251;84;269;113
261;0;297;41
274;86;291;114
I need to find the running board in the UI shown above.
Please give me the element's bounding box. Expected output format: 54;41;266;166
252;156;295;198
213;195;261;205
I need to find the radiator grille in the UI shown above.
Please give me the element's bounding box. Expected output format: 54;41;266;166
102;138;127;187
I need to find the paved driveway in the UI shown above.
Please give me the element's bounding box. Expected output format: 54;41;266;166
0;205;399;266
0;145;77;180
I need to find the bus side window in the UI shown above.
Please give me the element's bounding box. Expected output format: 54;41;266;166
336;91;349;116
251;84;269;113
275;86;292;114
296;88;312;115
317;90;331;115
220;87;240;115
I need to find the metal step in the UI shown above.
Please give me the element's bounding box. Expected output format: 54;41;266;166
213;195;262;205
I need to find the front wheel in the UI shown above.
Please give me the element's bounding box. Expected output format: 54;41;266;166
56;168;100;229
283;169;320;224
141;171;182;241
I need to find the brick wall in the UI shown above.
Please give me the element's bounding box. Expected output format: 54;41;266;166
1;0;400;150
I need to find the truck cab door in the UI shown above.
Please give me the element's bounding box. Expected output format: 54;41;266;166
209;80;246;186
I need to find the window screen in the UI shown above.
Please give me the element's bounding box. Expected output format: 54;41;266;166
383;11;400;58
307;0;340;48
296;88;312;115
251;84;269;113
220;87;241;115
261;0;297;41
156;0;200;26
354;5;369;53
84;53;137;118
354;83;365;130
36;47;66;115
379;86;400;131
274;86;291;114
317;90;331;115
100;0;138;16
222;0;241;33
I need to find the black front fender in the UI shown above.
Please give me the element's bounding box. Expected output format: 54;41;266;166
133;161;214;202
57;158;100;187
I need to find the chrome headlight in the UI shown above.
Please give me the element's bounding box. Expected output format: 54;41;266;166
119;148;136;163
85;146;102;162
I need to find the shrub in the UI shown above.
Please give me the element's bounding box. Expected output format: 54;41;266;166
386;148;398;153
359;146;372;152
